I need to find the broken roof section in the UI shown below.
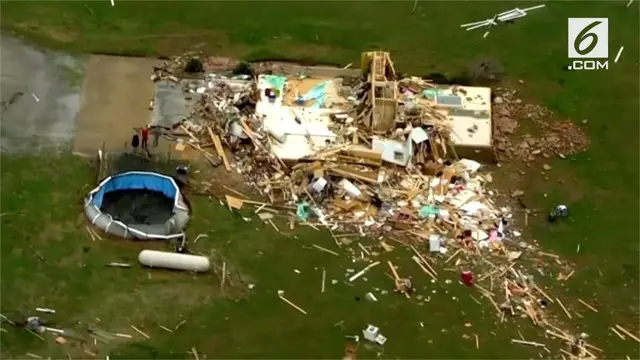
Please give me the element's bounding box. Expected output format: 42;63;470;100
256;74;350;160
152;50;493;169
430;85;492;150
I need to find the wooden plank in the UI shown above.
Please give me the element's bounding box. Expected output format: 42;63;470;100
225;195;244;210
387;261;400;280
329;165;378;184
208;127;231;171
312;244;339;257
577;298;598;313
615;325;640;343
130;325;150;339
279;295;307;315
556;297;572;319
412;256;437;281
344;146;382;163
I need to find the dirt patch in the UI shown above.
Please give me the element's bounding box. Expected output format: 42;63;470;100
492;87;590;162
12;21;79;43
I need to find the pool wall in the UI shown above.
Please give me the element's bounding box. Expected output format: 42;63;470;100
84;171;190;240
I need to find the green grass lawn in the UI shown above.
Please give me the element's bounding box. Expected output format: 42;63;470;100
1;1;639;359
1;154;534;359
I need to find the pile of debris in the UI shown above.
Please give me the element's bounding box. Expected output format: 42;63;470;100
148;51;609;357
492;88;590;161
151;52;240;82
163;52;499;250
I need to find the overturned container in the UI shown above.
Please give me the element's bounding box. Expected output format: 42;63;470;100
138;250;210;272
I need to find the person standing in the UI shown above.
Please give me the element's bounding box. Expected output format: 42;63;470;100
151;125;162;147
141;125;150;149
131;132;140;153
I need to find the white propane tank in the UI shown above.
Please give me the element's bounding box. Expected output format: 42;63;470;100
138;250;210;272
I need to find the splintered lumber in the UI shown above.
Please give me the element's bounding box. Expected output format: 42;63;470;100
174;320;186;330
157;324;173;333
0;313;16;326
349;261;380;282
221;262;226;290
545;330;572;342
321;268;326;293
312;244;339;257
329;165;378;184
538;251;560;259
106;262;131;268
357;243;370;256
585;343;604;353
444;248;462;264
480;292;501;314
180;124;200;143
27;329;45;341
410;245;438;277
224;195;295;210
510;339;546;347
411;256;437;281
222;185;249;199
533;285;554;304
577;298;598;313
85;226;96;241
560;349;577;359
387;261;400;280
191;347;199;360
344;146;382;165
562;270;575;281
610;326;626;340
130;325;150;339
87;227;102;241
278;295;307;315
268;219;279;232
225;195;245;210
240;119;258;139
555;297;572;319
387;260;410;299
208;127;231;171
615;325;640;343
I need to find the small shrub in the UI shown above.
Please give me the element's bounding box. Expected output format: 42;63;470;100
233;61;255;76
184;57;204;73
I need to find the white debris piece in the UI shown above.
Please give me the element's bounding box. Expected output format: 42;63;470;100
365;292;378;302
363;325;379;342
460;4;546;31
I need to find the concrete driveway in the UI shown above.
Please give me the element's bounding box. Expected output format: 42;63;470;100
0;34;86;153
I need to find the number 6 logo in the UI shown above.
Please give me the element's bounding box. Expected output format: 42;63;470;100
568;18;609;59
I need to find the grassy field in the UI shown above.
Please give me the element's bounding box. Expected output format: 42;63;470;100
1;1;639;359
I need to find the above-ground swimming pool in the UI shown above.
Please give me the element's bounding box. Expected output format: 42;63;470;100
84;171;190;240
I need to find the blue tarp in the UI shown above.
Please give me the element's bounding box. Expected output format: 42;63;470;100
91;172;178;209
301;81;329;108
263;75;287;91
